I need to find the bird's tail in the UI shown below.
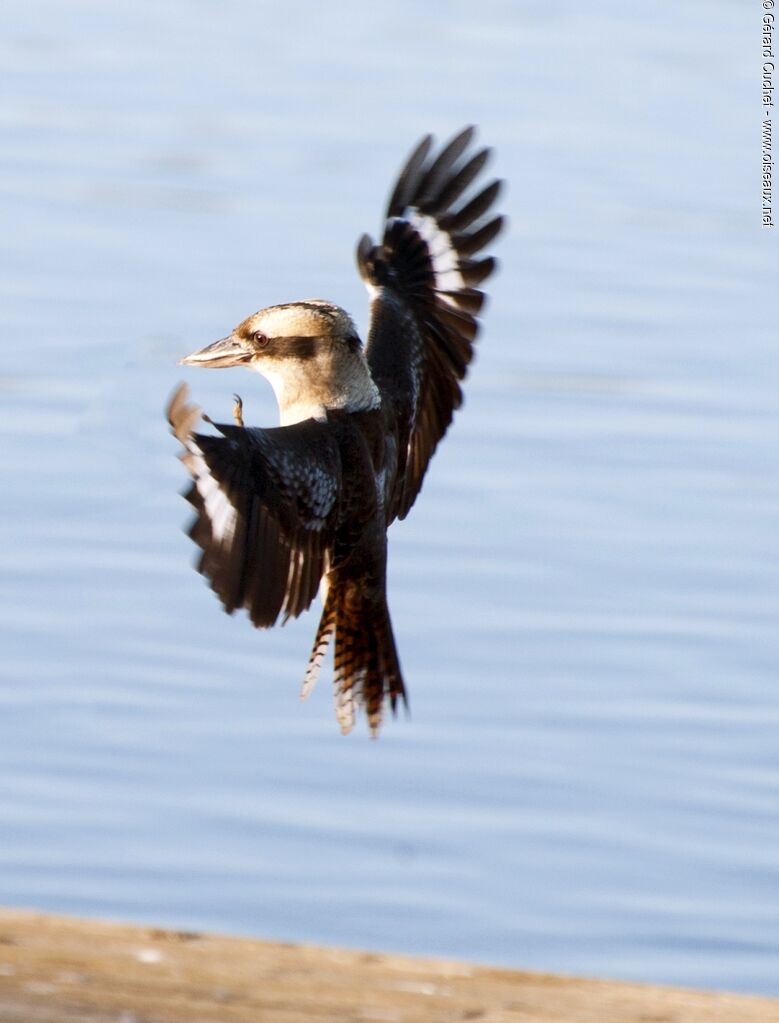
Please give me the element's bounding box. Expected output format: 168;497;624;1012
301;578;406;736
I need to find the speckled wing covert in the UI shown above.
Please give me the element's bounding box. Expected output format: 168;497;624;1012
357;126;503;523
167;384;340;627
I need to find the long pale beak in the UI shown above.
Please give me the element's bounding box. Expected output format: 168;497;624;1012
180;335;251;369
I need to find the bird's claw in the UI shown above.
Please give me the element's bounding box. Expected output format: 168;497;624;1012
232;394;244;428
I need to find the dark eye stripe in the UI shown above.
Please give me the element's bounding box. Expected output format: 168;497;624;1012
268;336;319;359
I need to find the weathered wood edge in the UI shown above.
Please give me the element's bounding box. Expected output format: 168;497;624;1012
0;908;777;1023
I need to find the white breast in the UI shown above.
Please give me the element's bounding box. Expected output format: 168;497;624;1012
258;366;327;425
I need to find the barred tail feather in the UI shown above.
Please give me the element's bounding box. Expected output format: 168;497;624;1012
307;579;406;737
301;589;336;702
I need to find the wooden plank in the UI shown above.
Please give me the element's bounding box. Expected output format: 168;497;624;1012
0;908;776;1023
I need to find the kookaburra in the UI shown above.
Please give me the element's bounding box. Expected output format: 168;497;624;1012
167;126;503;735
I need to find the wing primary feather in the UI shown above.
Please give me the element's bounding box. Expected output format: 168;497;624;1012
459;256;497;287
416;125;475;207
454;215;504;257
386;134;433;217
446;179;503;231
437;287;486;314
428;148;491;212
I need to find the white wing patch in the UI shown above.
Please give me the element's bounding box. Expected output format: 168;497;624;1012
189;442;238;544
407;210;465;294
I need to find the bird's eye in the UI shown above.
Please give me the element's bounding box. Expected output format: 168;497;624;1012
253;330;269;347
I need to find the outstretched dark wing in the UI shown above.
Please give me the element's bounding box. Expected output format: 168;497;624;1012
357;126;504;522
167;384;340;627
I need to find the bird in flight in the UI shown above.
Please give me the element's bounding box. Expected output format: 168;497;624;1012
168;126;503;735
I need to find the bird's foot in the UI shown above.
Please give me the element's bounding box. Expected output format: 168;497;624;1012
232;394;244;428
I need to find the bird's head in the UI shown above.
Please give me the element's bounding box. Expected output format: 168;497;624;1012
180;300;377;425
180;299;361;370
